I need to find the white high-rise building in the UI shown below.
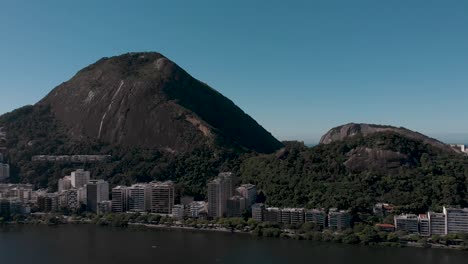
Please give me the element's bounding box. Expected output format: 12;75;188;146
86;180;109;213
444;206;468;234
77;187;87;205
207;172;235;218
71;169;90;188
58;176;72;192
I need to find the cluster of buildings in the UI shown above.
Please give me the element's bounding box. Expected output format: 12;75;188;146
207;172;257;218
0;183;34;216
111;181;175;214
394;207;468;236
38;169;109;213
252;205;351;230
450;144;468;155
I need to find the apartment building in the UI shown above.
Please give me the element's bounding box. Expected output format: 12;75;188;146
150;181;175;214
428;212;446;235
305;209;326;228
444;207;468;234
328;209;352;230
394;214;419;233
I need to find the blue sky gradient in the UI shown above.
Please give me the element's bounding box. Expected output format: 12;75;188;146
1;0;467;143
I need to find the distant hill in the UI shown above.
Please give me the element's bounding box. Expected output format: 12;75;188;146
320;123;457;153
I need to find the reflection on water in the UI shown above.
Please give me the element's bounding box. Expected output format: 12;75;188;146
1;225;467;264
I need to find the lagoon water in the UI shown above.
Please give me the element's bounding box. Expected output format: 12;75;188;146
1;225;467;264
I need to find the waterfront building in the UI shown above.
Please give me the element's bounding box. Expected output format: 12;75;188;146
444;206;468;234
226;195;246;217
207;172;235;218
236;184;257;209
150;181;175;214
71;169;90;188
0;184;33;203
128;184;151;212
394;214;419;233
86;180;109;213
280;208;291;225
428;212;446;236
419;214;430;236
264;207;280;223
111;186;129;213
172;204;185;220
0;198;29;216
58;176;72;193
98;200;112;214
289;208;305;225
328;209;352;230
305;209;326;228
252;203;265;222
188;201;207;218
38;193;59;212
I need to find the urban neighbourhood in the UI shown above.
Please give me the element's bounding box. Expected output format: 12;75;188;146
0;167;467;240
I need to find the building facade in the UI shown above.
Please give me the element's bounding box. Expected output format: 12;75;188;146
428;212;446;235
236;184;257;210
207;173;235;218
150;181;175;214
111;186;128;213
71;169;90;188
86;180;109;213
394;214;419;233
252;203;265;222
128;184;151;212
328;209;352;230
444;207;468;234
226;196;246;217
305;209;326;228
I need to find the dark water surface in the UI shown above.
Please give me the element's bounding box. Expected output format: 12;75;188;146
1;225;467;264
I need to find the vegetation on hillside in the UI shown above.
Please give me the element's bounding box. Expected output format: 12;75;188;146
1;106;467;212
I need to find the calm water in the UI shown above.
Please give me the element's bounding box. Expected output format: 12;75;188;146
1;225;468;264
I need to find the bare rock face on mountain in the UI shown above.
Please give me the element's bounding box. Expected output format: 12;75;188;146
319;123;459;173
320;123;455;153
37;52;282;153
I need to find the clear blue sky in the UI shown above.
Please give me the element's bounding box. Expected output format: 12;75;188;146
1;0;467;143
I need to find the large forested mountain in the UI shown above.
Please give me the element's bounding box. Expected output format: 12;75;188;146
37;52;282;153
0;53;467;212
